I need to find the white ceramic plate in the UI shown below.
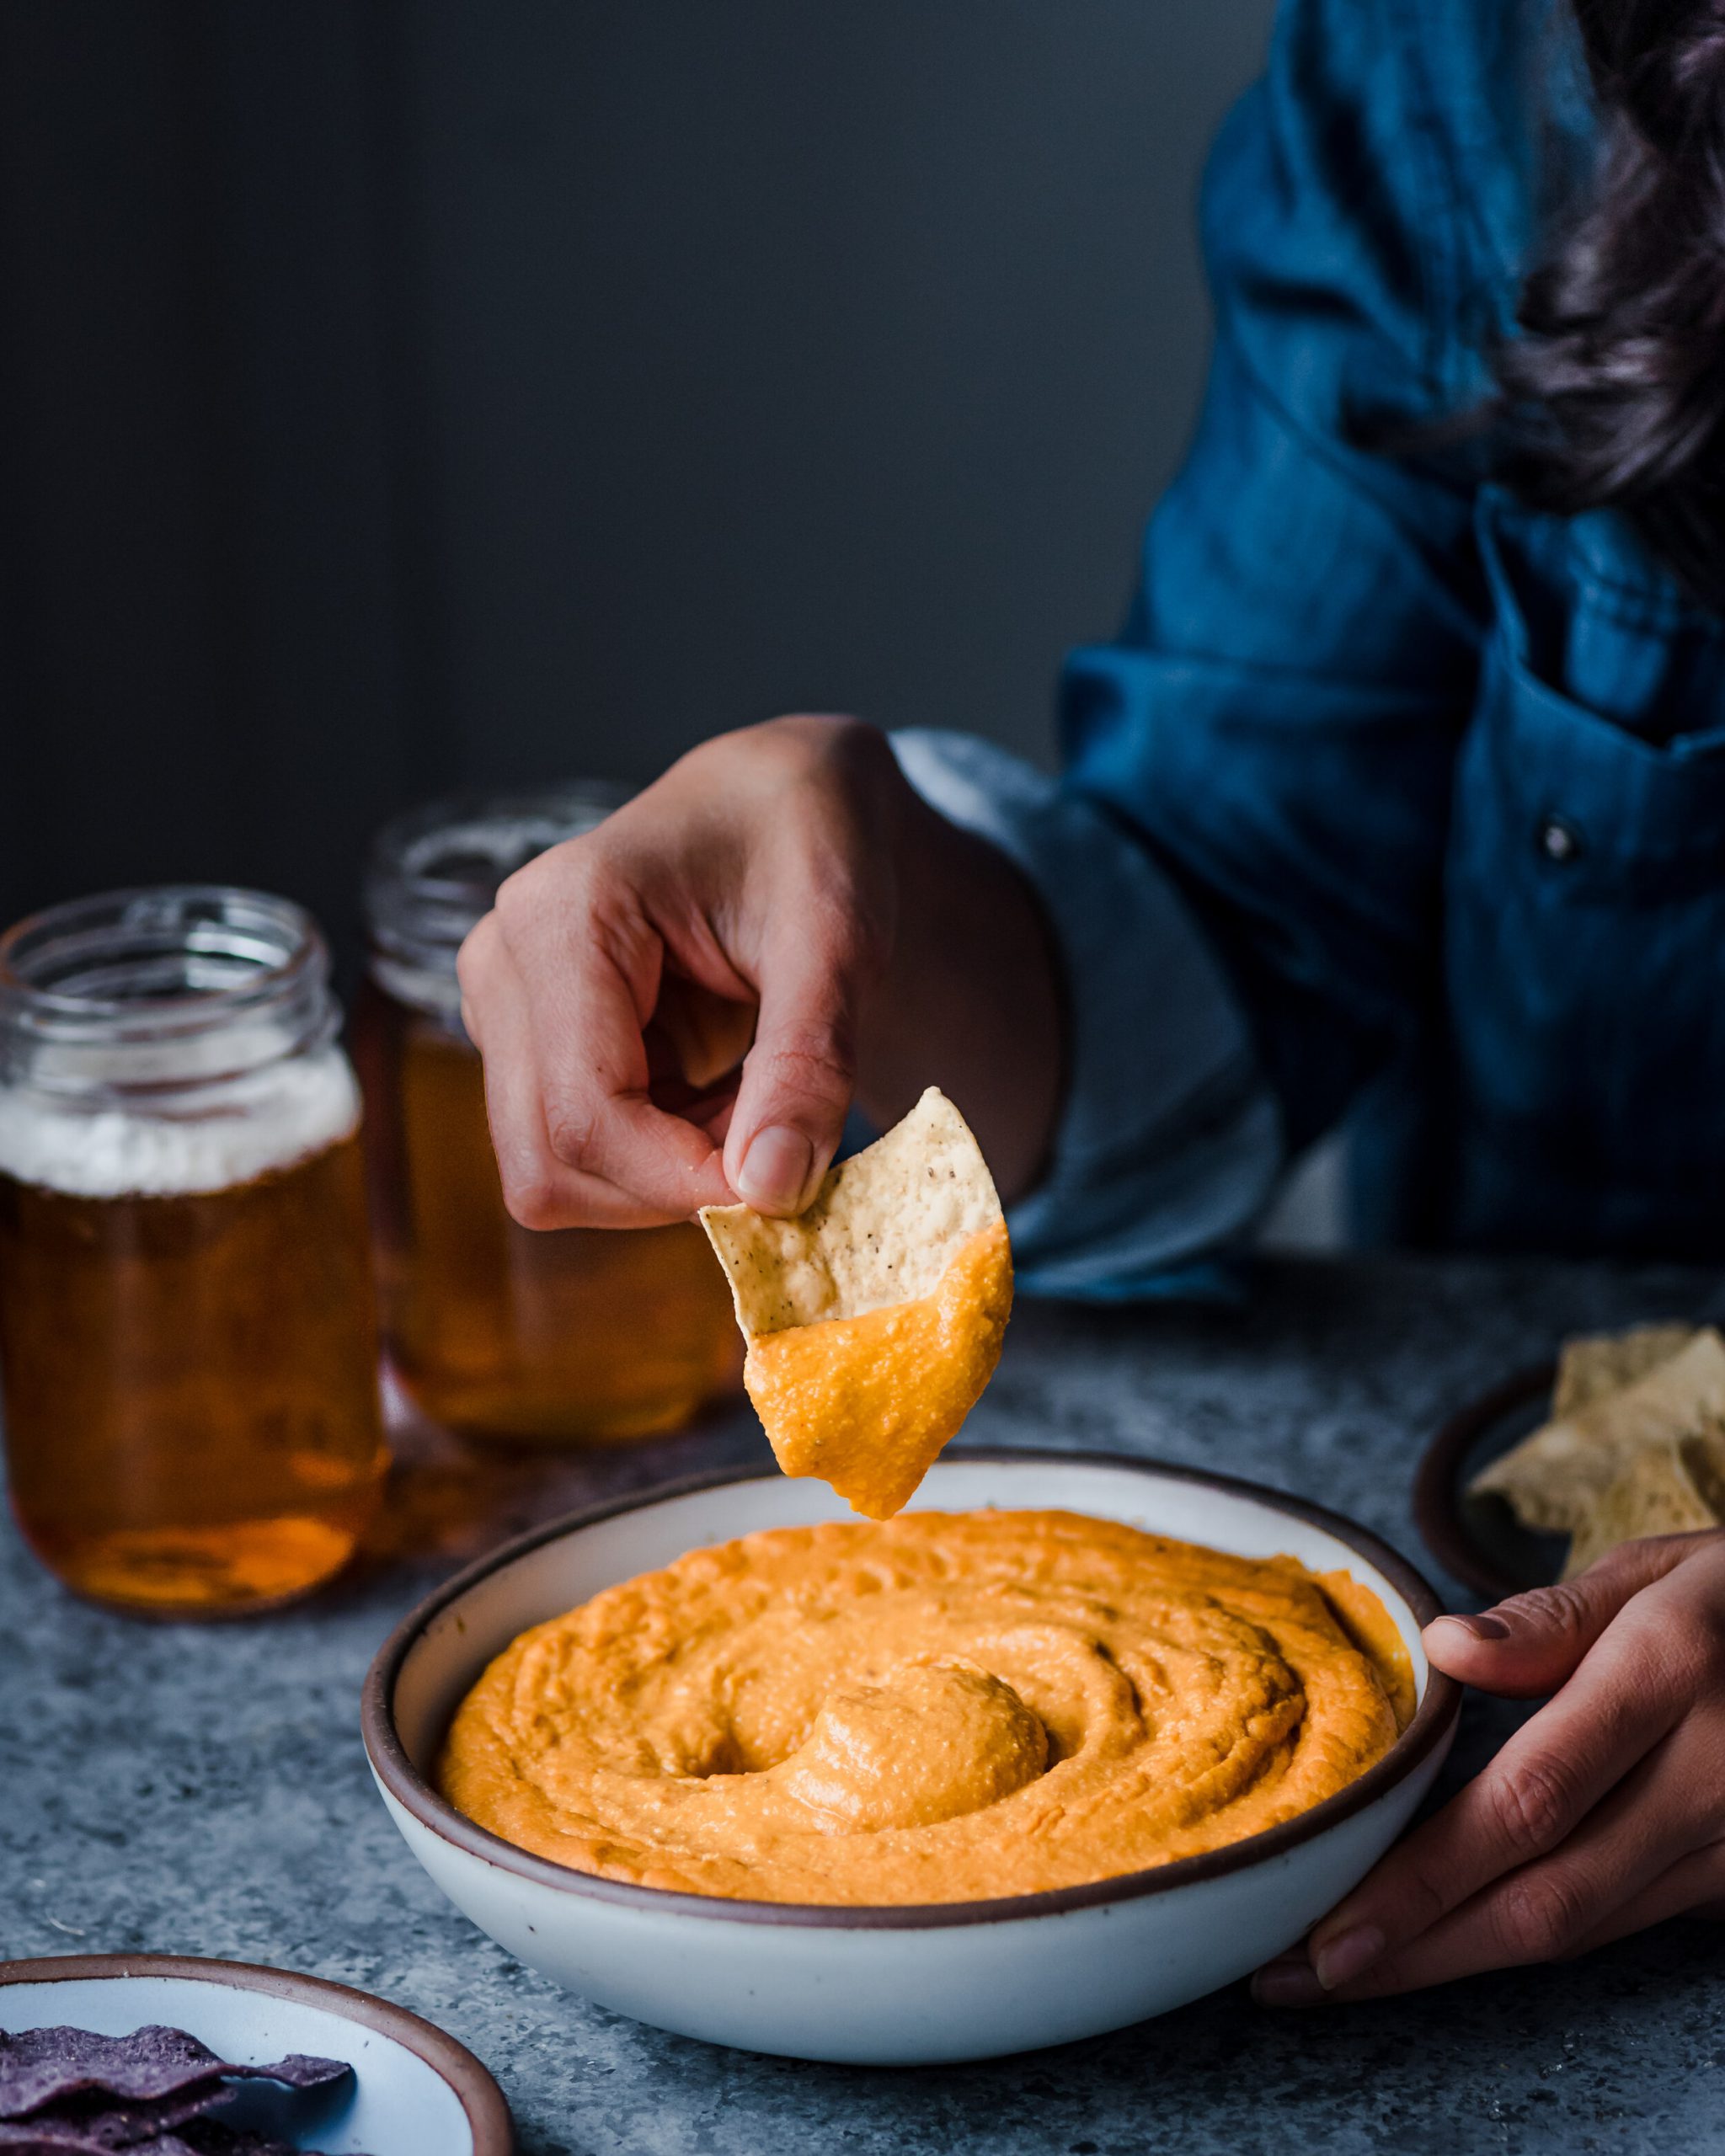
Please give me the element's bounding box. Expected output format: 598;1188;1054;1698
365;1451;1459;2065
0;1955;513;2153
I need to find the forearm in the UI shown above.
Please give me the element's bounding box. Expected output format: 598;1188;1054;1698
856;775;1064;1205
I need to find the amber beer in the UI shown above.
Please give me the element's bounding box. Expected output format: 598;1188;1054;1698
358;792;742;1442
0;889;387;1614
358;992;740;1438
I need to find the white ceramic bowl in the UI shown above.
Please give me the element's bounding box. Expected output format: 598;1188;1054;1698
364;1451;1459;2065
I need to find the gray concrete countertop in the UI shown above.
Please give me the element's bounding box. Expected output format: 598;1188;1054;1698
3;1253;1722;2154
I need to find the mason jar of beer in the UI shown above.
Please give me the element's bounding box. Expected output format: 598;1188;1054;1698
0;887;387;1616
355;790;743;1445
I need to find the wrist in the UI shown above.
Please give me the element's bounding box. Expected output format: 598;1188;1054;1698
862;762;1064;1203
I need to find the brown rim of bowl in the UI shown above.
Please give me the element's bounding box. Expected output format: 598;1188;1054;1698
1412;1363;1557;1602
0;1953;514;2152
363;1449;1461;1931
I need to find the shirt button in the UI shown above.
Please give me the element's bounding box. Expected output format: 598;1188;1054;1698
1536;814;1583;864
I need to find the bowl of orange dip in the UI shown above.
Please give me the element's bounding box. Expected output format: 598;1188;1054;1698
362;1451;1458;2063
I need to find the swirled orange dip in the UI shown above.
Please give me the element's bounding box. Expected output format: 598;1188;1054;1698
437;1508;1412;1906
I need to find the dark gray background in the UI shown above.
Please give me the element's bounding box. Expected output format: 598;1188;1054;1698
0;0;1274;961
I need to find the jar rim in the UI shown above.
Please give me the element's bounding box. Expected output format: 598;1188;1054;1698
364;783;630;988
0;885;330;1049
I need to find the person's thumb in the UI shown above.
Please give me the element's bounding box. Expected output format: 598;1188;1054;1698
721;923;865;1215
1423;1534;1692;1697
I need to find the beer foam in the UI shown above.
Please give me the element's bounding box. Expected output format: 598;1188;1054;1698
0;1047;361;1197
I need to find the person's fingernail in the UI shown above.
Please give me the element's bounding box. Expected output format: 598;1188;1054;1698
736;1126;814;1213
1251;1956;1327;2009
1312;1924;1386;1991
1432;1612;1510;1643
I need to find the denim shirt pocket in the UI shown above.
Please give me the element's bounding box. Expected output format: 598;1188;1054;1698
1442;491;1725;1240
1468;489;1725;899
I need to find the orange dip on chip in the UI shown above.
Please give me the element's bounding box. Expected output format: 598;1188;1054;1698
437;1508;1412;1907
701;1088;1012;1516
742;1219;1012;1519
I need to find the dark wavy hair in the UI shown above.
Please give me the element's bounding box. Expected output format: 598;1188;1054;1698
1493;0;1725;606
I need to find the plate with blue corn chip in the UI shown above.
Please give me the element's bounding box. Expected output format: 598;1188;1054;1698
0;1958;511;2156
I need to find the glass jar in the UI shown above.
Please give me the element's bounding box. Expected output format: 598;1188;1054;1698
355;789;744;1444
0;887;387;1615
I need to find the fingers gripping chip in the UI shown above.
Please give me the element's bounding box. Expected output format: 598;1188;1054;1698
700;1089;1012;1518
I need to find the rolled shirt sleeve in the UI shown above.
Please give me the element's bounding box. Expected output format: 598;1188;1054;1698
892;729;1284;1298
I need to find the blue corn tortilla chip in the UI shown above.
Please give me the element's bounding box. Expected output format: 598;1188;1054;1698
0;2127;208;2154
0;2134;355;2156
0;2133;298;2156
0;2025;367;2156
0;2031;350;2120
51;2089;227;2145
0;2121;206;2152
0;2031;217;2118
203;2060;349;2095
0;2127;131;2153
0;2110;364;2155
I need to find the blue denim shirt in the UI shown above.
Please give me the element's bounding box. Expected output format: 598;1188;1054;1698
900;0;1725;1294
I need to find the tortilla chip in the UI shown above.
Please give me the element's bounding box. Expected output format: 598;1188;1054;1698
1562;1431;1725;1579
0;2028;359;2156
0;2087;227;2150
1470;1326;1725;1534
700;1089;1011;1517
743;1217;1012;1518
0;2108;359;2153
700;1087;1004;1337
0;2123;162;2152
1551;1322;1696;1417
0;2029;350;2120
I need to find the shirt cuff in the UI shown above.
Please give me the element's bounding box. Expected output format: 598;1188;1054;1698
891;728;1284;1298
